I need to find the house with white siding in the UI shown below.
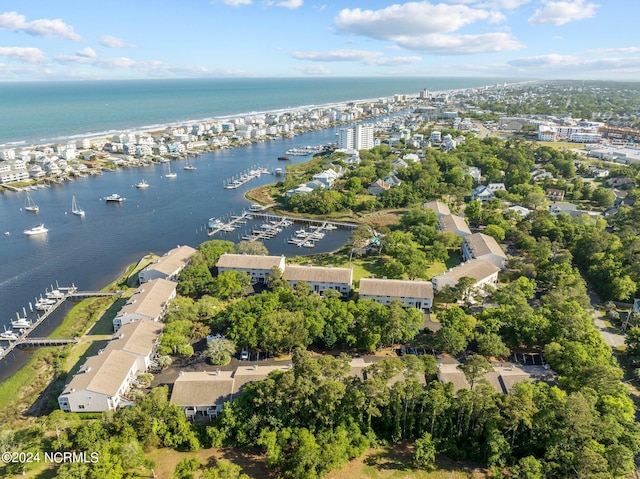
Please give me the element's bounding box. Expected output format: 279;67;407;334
432;259;500;295
138;245;197;283
283;265;353;297
461;233;507;269
216;253;285;283
104;318;163;371
438;214;471;237
113;278;176;331
359;278;433;311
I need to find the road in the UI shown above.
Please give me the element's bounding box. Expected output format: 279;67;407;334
588;289;626;349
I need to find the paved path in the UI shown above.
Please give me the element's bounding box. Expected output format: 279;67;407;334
588;289;625;349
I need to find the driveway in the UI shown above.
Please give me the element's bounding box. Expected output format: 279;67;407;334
588;289;625;349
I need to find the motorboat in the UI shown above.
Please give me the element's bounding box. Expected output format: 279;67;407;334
0;330;19;339
24;224;48;236
302;241;315;248
135;179;150;189
208;218;224;229
249;204;262;212
11;318;31;329
71;195;85;216
105;193;125;202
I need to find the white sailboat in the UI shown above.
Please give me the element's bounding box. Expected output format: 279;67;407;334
183;157;196;170
165;162;177;179
24;191;39;212
71;195;85;216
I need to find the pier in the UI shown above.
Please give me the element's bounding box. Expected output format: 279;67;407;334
0;285;122;359
223;166;270;190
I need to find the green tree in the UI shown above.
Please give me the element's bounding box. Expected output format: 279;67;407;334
174;457;200;479
413;432;436;470
205;337;236;365
236;240;269;255
457;354;492;389
202;459;250;479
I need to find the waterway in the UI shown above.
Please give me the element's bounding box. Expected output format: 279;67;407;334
0;127;353;381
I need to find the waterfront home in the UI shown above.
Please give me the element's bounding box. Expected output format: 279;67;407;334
58;349;140;413
461;233;507;269
358;278;433;312
283;265;353;297
431;258;500;296
138;245;197;283
437;214;471;237
104;318;164;371
113;278;176;331
216;253;285;284
423;200;451;217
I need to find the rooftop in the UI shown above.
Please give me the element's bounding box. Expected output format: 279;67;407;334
283;265;353;284
216;253;285;270
359;278;434;299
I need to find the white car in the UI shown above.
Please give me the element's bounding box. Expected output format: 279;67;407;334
240;348;249;360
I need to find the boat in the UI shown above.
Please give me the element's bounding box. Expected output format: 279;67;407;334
208;218;224;229
165;163;177;179
183;158;197;170
136;179;150;188
24;191;39;212
302;241;315;248
71;195;85;216
0;330;19;339
24;224;48;236
277;155;290;161
46;288;65;300
105;194;125;202
249;204;262;212
11;318;31;329
3;232;9;236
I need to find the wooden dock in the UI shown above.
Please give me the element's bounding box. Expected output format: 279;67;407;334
223;166;270;190
249;213;358;230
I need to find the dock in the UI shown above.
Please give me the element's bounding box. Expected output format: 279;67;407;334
0;286;122;358
223;166;270;190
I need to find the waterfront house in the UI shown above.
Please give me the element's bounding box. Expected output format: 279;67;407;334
216;253;285;284
57;349;140;413
437;214;471;237
113;278;176;331
461;233;507;269
358;278;433;312
283;265;353;297
431;258;500;295
138;245;197;284
104;318;163;371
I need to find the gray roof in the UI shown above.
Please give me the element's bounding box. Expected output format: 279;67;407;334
283;265;353;284
359;278;434;299
117;278;176;319
143;245;196;276
216;253;284;270
435;258;500;283
464;233;506;259
438;214;471;235
170;371;234;407
62;349;138;397
104;318;163;358
424;200;450;216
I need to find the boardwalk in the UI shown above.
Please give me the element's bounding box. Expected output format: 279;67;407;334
223;166;270;189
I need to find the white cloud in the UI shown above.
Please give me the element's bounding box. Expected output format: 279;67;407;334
221;0;252;5
443;0;530;8
55;54;137;69
295;65;331;75
587;46;640;55
76;47;97;58
0;46;46;63
528;0;597;26
276;0;303;8
100;35;136;48
507;53;640;78
291;49;383;62
0;11;82;41
365;56;422;66
334;2;492;38
395;32;524;54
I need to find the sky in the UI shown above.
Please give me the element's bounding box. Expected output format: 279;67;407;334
0;0;638;81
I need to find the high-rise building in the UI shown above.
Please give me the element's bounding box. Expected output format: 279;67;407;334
338;124;374;150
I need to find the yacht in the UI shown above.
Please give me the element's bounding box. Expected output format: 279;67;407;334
135;179;150;189
24;191;39;212
208;218;224;229
0;330;19;340
24;224;48;236
11;318;31;329
105;193;125;202
249;204;263;212
71;195;85;217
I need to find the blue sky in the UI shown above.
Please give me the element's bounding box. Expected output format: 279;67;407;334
0;0;637;81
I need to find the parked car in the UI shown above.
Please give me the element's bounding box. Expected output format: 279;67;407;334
240;348;249;360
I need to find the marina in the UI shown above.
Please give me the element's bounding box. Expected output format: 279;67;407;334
223;166;270;189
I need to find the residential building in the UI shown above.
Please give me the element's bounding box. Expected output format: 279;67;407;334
215;253;285;283
368;178;391;196
104;318;164;371
358;278;433;311
283;265;353;296
461;233;507;269
545;188;565;201
112;278;176;331
438;214;471;237
432;258;500;294
424;200;451;217
337;124;374;150
138;245;197;283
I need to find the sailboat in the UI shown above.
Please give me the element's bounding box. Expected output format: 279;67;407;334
165;162;177;179
71;195;85;216
183;156;197;171
24;191;39;212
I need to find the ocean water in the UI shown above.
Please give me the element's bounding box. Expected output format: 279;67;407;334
0;76;511;380
0;77;513;146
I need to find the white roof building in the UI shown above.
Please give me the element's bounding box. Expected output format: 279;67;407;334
138;245;197;283
216;253;285;283
461;233;507;269
432;258;500;295
283;265;353;296
359;278;433;311
113;278;176;331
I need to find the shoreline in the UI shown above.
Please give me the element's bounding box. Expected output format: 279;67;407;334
1;79;533;150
